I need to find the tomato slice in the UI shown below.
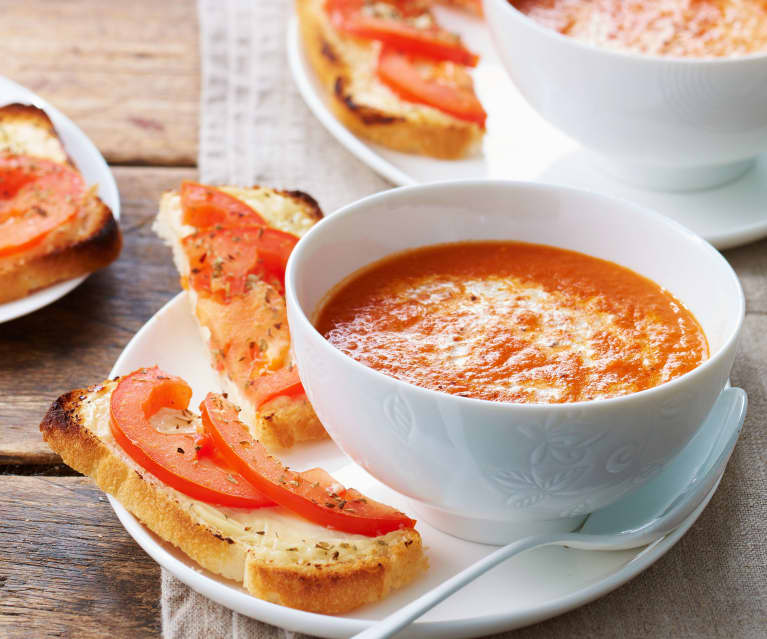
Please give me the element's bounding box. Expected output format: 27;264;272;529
0;155;85;257
110;367;275;508
251;366;305;409
441;0;483;15
327;0;478;66
180;181;267;228
181;226;298;301
200;394;416;536
378;47;487;127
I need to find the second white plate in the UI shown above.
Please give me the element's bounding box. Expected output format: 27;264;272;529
287;14;767;250
109;292;720;638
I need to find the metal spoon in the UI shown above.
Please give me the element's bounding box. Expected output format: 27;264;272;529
354;386;747;639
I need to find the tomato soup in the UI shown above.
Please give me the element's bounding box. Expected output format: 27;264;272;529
511;0;767;57
315;242;708;404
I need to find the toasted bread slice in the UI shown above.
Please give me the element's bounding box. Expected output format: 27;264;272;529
154;186;326;450
40;380;425;614
0;103;121;304
296;0;484;159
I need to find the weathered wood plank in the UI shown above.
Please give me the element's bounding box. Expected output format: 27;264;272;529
0;166;196;465
0;0;199;166
0;476;160;638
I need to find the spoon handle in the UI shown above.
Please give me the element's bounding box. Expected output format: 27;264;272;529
352;534;563;639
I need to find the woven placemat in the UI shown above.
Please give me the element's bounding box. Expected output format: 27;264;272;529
162;1;767;636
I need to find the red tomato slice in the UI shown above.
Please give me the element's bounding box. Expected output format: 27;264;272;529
181;226;298;302
251;366;305;409
200;393;416;536
327;0;478;66
110;367;275;508
378;47;487;127
0;155;85;257
441;0;483;16
180;181;267;228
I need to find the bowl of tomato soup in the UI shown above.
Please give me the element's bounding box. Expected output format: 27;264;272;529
285;181;744;544
483;0;767;191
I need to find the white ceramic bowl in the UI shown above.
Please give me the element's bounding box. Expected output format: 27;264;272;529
483;0;767;191
285;181;744;544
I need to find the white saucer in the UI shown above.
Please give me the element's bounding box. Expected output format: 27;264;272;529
287;14;767;251
0;75;121;324
108;292;722;638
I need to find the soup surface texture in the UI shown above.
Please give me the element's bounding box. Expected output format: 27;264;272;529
315;242;708;404
511;0;767;57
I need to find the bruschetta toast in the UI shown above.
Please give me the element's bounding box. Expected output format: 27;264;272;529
297;0;486;159
154;183;326;450
40;369;425;613
0;103;121;304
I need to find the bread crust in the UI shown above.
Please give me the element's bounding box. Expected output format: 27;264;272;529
0;102;122;304
296;0;484;159
273;188;324;225
0;103;71;165
40;382;425;614
40;386;244;580
258;394;329;449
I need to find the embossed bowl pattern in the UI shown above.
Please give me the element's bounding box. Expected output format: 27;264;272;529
286;181;744;543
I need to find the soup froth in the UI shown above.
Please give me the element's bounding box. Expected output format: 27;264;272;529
315;241;708;404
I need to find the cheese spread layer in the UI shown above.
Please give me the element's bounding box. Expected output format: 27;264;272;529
316;241;709;404
82;387;389;579
512;0;767;57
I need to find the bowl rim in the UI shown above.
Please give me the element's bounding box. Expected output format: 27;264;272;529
484;0;767;66
285;179;745;414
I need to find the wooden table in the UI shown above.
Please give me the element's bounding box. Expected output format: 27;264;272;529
0;2;197;636
1;2;766;638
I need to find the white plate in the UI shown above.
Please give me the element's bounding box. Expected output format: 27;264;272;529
287;15;767;250
108;292;721;638
0;75;120;323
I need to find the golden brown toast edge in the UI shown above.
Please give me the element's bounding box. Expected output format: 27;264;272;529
40;382;425;614
273;188;324;225
0;103;72;165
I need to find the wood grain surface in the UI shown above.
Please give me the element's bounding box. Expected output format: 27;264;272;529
0;476;160;639
0;166;196;466
0;1;193;632
0;0;199;166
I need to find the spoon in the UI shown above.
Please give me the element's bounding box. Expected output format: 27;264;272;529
354;386;747;639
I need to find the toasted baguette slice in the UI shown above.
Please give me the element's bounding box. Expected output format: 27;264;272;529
154;186;326;450
40;380;425;614
297;0;484;159
0;103;121;304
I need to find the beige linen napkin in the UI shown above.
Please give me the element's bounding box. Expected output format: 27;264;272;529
163;1;767;637
197;0;388;210
162;2;387;638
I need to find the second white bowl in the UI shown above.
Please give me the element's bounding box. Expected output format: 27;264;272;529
483;0;767;191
